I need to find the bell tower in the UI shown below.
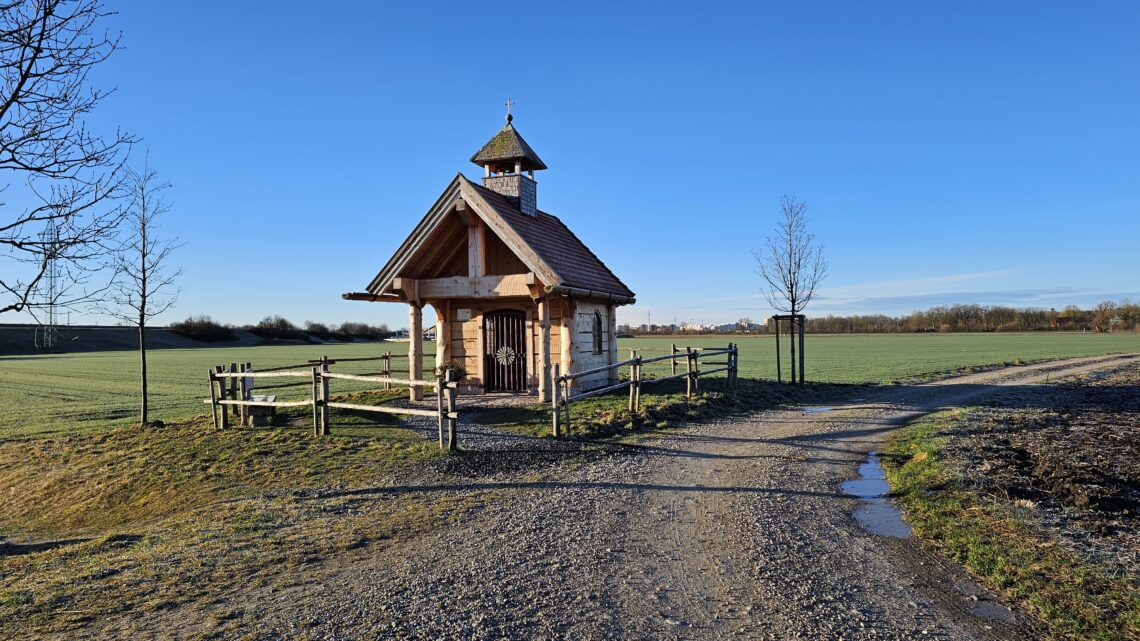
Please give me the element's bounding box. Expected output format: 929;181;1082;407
470;99;546;217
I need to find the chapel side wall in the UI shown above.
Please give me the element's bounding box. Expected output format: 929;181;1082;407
574;300;612;391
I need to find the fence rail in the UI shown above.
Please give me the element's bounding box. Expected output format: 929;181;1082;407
551;343;739;437
204;357;461;450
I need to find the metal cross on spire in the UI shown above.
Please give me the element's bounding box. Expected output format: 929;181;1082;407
505;97;514;123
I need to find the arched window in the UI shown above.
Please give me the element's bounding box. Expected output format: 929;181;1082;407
593;311;604;355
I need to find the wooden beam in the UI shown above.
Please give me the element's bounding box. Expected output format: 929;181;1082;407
409;304;423;401
460;181;561;288
433;301;449;372
416;273;534;299
561;297;575;389
468;217;485;278
342;291;402;303
538;297;551;401
525;305;535;393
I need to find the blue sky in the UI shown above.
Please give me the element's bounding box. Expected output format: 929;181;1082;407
9;1;1139;329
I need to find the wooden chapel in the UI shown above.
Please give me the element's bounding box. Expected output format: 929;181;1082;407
343;111;635;401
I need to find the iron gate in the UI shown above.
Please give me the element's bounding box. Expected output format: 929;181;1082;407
484;310;527;392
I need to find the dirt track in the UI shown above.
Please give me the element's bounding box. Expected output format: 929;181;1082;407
118;353;1140;640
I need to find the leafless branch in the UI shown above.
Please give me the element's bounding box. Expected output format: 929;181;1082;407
752;194;828;316
0;0;134;315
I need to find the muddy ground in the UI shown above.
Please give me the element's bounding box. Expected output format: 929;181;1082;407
947;365;1140;576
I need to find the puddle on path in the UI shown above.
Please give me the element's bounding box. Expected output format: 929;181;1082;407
968;601;1014;623
802;406;832;414
840;451;913;538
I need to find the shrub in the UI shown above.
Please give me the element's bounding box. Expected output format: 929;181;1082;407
168;315;237;342
304;320;352;342
247;315;309;341
304;321;330;334
338;322;391;339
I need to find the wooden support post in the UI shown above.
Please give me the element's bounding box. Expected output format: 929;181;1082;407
319;357;330;435
775;318;782;384
685;347;694;400
436;373;446;450
446;368;459;451
383;351;391;391
311;368;321;437
538;298;551;402
799;316;806;385
229;362;238;417
628;349;637;413
208;370;219;430
634;356;642;412
551;363;561;438
409;304;424;401
238;363;248;426
561;298;575;393
693;349;701;393
216;366;229;429
671;343;677;377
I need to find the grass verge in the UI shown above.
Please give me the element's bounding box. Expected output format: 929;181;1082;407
881;409;1140;641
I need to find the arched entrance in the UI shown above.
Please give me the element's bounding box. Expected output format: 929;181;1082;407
483;309;528;392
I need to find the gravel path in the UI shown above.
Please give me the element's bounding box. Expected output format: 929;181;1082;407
153;354;1140;640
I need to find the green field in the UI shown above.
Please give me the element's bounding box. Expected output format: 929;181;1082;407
1;332;1137;439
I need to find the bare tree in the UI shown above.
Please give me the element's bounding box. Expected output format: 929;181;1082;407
100;161;180;426
0;0;134;317
752;195;827;383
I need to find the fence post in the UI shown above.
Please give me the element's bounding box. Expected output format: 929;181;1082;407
215;365;229;429
634;356;642;412
446;368;459;451
208;370;219;430
799;316;806;386
552;363;561;438
436;372;446;450
238;363;248;427
775;318;782;384
671;343;677;377
383;351;391;391
628;349;637;413
229;362;238;418
685;348;694;400
693;349;701;393
311;367;321;437
319;357;330;436
730;343;738;390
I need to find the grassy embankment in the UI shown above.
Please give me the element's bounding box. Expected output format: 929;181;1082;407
882;410;1140;641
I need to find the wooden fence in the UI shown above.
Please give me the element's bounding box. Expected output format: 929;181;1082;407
205;357;461;450
551;343;738;437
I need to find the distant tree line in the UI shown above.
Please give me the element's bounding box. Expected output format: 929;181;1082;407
804;301;1139;334
168;315;392;343
618;300;1140;337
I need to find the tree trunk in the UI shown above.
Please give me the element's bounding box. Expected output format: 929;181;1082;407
139;321;148;426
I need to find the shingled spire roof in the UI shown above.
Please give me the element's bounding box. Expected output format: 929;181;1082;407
470;120;548;172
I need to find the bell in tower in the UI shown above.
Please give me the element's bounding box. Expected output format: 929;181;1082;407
470;99;546;217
